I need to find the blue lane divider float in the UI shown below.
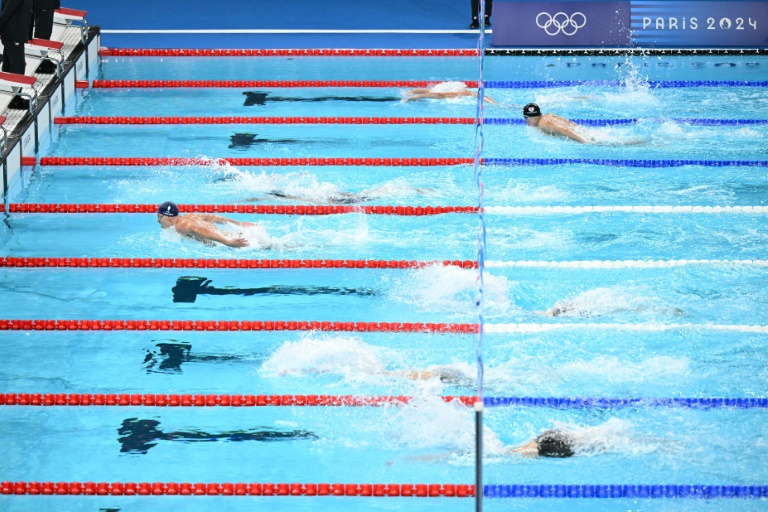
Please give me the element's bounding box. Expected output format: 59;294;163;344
484;158;768;168
485;118;768;126
485;80;768;89
484;484;768;499
483;396;768;408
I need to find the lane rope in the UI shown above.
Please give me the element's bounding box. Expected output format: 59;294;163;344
37;157;475;166
484;206;768;214
1;393;765;409
486;259;767;268
486;323;768;334
0;320;765;333
2;203;478;215
0;319;477;333
99;48;479;57
2;481;765;498
5;204;767;215
1;481;766;498
54;116;768;126
88;77;768;89
3;258;764;269
35;157;768;168
0;258;476;269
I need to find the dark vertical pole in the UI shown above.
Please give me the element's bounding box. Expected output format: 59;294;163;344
475;400;483;510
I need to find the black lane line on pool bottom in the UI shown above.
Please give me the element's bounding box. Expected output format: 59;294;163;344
118;418;317;454
171;276;378;303
243;91;402;106
143;341;252;374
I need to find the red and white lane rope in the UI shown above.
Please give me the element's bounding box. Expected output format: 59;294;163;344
0;481;474;497
90;79;477;88
99;48;478;57
1;257;763;270
0;319;476;333
0;258;476;269
36;157;475;167
0;393;472;407
5;204;766;215
0;320;765;333
1;203;477;215
55;116;476;125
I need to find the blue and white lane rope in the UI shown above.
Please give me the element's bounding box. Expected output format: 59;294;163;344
483;206;768;214
486;259;768;268
485;80;768;88
485;484;768;499
484;323;768;333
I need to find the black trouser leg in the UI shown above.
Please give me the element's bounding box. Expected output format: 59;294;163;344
1;37;26;74
471;0;492;18
33;9;55;40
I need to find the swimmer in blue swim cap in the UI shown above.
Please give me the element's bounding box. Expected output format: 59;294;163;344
404;81;497;103
156;201;254;248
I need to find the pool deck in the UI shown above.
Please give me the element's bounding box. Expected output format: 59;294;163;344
73;0;484;49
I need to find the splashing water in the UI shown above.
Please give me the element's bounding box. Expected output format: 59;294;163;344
259;335;389;382
385;265;512;316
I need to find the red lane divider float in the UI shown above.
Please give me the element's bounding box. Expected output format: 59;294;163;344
38;157;476;167
0;319;478;333
55;116;476;125
0;480;474;497
0;257;477;269
3;203;477;215
91;79;478;89
99;48;479;57
0;393;477;407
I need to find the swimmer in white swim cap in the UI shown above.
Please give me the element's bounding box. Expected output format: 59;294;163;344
404;81;497;103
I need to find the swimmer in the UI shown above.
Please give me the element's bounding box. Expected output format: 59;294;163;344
404;81;497;103
537;301;685;318
385;366;474;387
523;103;591;143
156;201;253;248
510;429;575;458
241;185;436;205
523;103;647;145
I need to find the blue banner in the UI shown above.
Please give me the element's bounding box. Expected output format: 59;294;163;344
492;1;768;47
631;1;768;47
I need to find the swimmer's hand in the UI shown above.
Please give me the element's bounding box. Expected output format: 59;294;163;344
237;221;257;227
226;237;250;248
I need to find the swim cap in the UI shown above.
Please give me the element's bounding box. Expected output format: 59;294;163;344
157;201;179;217
536;430;575;458
523;103;541;118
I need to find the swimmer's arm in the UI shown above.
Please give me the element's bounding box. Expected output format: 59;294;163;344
557;125;589;143
508;440;539;458
177;224;249;248
380;369;436;381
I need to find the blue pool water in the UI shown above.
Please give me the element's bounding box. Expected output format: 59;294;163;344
1;54;767;511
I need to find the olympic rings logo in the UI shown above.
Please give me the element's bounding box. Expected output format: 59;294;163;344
536;12;587;36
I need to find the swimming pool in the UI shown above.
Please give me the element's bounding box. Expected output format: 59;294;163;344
1;52;767;511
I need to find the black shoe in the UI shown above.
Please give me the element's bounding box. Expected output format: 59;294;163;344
8;96;30;110
35;60;58;74
469;18;480;29
485;16;491;27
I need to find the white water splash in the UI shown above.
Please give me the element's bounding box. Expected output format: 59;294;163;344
386;265;513;315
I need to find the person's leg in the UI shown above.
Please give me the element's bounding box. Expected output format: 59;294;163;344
33;9;55;40
485;0;493;25
470;0;480;28
1;37;26;74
